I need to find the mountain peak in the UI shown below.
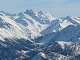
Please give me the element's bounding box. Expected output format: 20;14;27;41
0;10;79;40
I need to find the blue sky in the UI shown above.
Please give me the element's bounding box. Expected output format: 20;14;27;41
0;0;80;16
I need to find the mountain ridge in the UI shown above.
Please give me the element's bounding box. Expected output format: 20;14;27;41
0;10;80;41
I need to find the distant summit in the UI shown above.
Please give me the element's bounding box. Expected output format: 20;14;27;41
0;10;79;41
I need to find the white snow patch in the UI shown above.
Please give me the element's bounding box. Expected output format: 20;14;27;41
56;41;72;49
39;52;47;59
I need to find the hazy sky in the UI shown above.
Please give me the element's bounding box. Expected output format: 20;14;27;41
0;0;80;16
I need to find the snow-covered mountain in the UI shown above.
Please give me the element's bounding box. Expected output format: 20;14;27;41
0;10;54;40
0;10;80;60
0;9;80;41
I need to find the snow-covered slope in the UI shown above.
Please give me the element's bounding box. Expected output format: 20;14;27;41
0;10;80;60
0;10;80;41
